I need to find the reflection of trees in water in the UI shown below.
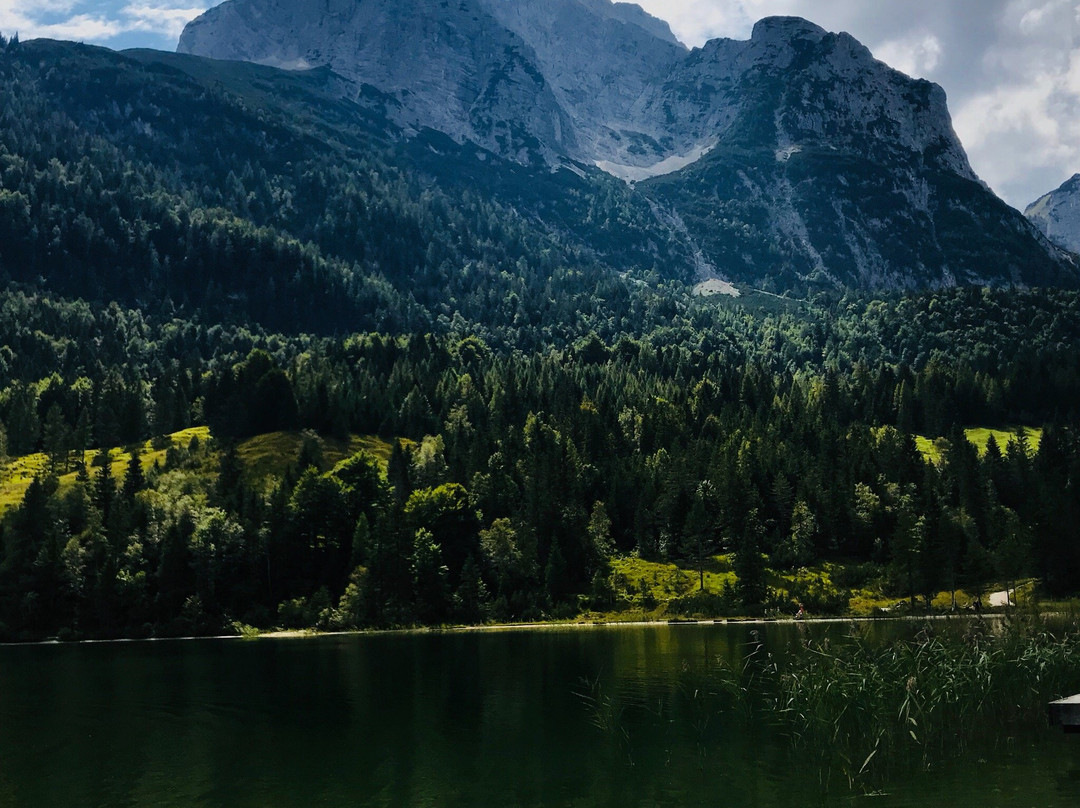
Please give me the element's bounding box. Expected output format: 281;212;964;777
578;617;1080;798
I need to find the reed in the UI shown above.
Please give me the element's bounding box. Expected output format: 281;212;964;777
759;616;1080;785
577;617;1080;792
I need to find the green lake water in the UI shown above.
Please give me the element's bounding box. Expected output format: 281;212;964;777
0;621;1077;807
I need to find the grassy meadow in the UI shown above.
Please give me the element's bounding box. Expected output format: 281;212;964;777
0;427;211;516
0;427;401;517
236;431;401;489
588;555;1029;622
916;426;1042;464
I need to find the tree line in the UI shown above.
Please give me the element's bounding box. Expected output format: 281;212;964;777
2;323;1080;640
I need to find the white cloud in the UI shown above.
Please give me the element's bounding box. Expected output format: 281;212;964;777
0;1;205;44
30;13;124;39
0;2;118;41
1017;0;1072;35
6;0;80;14
873;34;942;78
121;3;207;38
955;58;1080;205
635;0;755;46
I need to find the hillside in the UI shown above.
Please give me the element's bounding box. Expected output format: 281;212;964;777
3;290;1080;640
1026;174;1080;254
3;23;1080;640
0;27;1070;327
0;37;695;341
178;2;1075;290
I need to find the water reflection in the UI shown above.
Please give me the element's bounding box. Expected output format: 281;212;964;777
0;622;1075;807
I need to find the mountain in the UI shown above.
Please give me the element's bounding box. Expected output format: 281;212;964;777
178;0;1074;291
11;32;1080;644
177;3;966;180
1026;175;1080;254
0;4;1071;327
177;0;687;168
637;17;1075;289
0;36;700;342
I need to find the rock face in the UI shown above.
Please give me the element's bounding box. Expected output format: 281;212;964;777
634;17;1073;289
1026;175;1080;254
178;0;1075;290
178;4;969;178
178;0;580;162
475;0;686;167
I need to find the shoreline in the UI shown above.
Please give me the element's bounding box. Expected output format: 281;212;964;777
0;611;1019;649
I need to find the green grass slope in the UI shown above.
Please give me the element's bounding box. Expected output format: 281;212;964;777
916;427;1043;464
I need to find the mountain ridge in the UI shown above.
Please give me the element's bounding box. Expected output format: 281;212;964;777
175;0;1073;290
1026;174;1080;254
177;4;975;182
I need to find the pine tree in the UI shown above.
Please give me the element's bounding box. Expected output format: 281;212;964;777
681;482;717;591
453;555;488;624
122;446;145;501
734;509;767;613
388;439;413;504
215;442;244;513
544;540;568;606
93;449;115;525
42;404;71;472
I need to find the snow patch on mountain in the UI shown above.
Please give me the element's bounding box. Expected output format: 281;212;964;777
596;141;716;182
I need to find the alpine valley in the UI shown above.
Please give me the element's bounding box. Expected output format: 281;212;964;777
4;0;1080;646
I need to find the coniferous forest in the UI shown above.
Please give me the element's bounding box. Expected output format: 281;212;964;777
5;286;1080;640
3;37;1080;640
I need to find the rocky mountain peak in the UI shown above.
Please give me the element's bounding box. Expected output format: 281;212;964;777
178;2;971;178
750;16;827;43
560;0;684;45
177;0;1074;290
1026;175;1080;254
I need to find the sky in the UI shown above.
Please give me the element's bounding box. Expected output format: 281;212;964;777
1;0;1078;210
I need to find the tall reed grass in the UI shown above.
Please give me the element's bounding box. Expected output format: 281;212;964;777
751;616;1080;786
579;616;1080;791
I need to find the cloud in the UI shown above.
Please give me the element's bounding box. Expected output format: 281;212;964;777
0;2;120;41
121;3;208;38
955;65;1080;205
873;34;942;79
8;0;80;14
0;1;205;44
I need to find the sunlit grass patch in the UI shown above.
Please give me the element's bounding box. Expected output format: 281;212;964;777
965;426;1042;456
0;426;210;517
238;431;404;484
237;431;306;481
607;557;859;618
0;453;50;513
772;563;852;613
0;428;406;516
915;435;945;464
347;435;399;467
915;426;1043;464
608;555;736;615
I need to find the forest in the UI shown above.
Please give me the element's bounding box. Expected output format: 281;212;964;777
3;35;1080;640
2;284;1080;640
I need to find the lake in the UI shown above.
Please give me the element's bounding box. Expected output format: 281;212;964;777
0;621;1077;807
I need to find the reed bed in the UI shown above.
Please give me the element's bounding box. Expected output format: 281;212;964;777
578;616;1080;791
752;616;1080;785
